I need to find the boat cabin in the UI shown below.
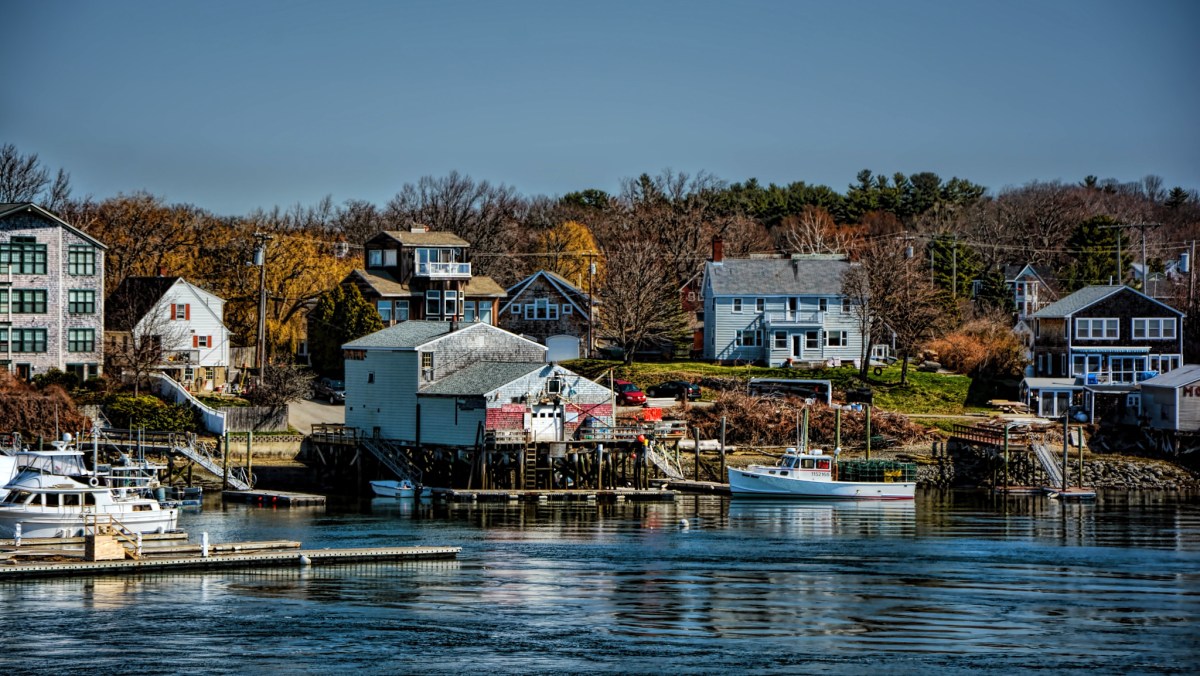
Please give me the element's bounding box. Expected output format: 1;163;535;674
768;449;833;477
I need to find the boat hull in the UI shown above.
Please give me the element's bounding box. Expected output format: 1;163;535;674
728;467;915;500
0;508;179;539
371;480;427;498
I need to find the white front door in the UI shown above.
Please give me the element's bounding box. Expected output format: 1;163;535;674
529;405;563;442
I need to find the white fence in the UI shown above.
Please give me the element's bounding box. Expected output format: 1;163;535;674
152;373;227;435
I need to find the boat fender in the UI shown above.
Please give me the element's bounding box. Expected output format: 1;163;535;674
88;476;100;487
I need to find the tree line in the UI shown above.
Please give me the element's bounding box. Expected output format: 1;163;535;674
3;143;1198;369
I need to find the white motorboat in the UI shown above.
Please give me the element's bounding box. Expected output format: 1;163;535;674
370;479;429;498
728;448;916;500
0;466;178;539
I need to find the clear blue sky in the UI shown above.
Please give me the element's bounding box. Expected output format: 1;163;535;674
3;0;1197;216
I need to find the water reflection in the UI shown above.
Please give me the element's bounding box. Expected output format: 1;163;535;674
728;499;917;538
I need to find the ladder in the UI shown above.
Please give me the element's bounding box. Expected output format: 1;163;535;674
360;438;423;485
523;448;538;490
1031;443;1064;488
170;436;251;491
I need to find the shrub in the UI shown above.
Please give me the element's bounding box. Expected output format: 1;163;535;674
103;394;200;432
32;368;81;392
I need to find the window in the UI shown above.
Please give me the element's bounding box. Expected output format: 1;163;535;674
2;328;48;353
68;329;95;352
774;331;787;349
425;290;441;317
841;298;851;313
68;290;95;314
194;335;212;348
368;250;383;267
562;304;573;315
732;298;743;313
384;249;397;267
377;300;392;322
526;298;556;320
203;367;214;381
444;290;458;317
1132;318;1176;340
0;289;5;313
1147;354;1180;374
826;330;847;347
367;372;375;384
11;290;47;314
1075;317;1118;339
479;302;493;324
510;303;520;315
173;303;189;320
396;300;409;321
68;245;96;275
66;363;97;381
736;330;761;347
755;298;765;313
0;237;47;274
818;298;828;313
463;301;476;322
421;351;434;381
805;331;819;349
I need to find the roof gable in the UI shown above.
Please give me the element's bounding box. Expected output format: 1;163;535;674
1033;285;1184;319
369;230;470;248
1140;364;1200;388
0;202;107;249
502;270;591;316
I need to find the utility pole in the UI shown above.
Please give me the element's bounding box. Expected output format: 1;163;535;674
588;255;596;359
952;234;958;300
253;232;274;385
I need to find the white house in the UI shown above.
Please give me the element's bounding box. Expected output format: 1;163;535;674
702;248;864;367
343;321;614;446
105;276;232;392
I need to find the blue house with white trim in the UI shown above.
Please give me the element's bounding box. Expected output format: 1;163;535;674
701;251;864;367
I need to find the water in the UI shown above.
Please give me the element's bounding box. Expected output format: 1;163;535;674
2;491;1198;674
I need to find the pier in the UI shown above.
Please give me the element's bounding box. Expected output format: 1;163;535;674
428;487;678;503
223;489;327;507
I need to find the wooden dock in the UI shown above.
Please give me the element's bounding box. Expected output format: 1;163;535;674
223;489;327;507
429;488;678;503
663;479;730;495
0;545;461;580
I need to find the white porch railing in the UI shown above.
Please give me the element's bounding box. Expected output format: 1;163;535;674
416;261;471;278
764;311;823;326
152;373;227;435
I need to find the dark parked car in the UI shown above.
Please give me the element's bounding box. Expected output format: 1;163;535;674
314;377;346;404
612;379;646;406
645;380;701;400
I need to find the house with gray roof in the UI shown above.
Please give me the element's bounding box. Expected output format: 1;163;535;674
1021;284;1185;419
701;250;863;367
343;320;613;446
1;203;106;382
499;270;596;361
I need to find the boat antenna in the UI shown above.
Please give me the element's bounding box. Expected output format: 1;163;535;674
801;407;809;452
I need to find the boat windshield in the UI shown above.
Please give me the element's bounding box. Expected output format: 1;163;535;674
16;452;88;476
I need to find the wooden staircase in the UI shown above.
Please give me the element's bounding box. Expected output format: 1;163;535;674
359;438;423;485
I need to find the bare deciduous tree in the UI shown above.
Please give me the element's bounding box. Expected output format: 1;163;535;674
597;238;690;365
783;205;857;254
0;143;72;211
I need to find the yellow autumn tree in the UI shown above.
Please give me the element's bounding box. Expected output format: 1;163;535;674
534;220;603;287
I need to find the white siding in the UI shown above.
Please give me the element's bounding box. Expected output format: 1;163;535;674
419;397;485;446
346;350;420;441
138;281;230;368
705;293;864;366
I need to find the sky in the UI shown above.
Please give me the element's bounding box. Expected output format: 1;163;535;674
3;0;1198;216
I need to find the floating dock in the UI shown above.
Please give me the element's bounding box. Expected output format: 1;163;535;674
0;544;460;580
223;489;327;507
428;488;677;503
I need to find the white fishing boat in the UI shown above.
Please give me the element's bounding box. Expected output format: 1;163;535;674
728;448;916;500
0;454;178;538
370;479;429;498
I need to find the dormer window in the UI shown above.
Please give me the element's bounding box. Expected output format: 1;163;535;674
368;250;383;267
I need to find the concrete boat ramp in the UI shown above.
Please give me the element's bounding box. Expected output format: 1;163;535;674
0;533;459;580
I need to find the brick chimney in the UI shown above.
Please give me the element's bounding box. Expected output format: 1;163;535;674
712;235;724;263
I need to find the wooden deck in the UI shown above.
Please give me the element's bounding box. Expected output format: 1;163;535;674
428;488;678;503
0;545;461;580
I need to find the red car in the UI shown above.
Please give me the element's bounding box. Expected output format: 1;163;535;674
613;380;647;406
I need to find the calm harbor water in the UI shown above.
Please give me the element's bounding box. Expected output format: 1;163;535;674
1;491;1197;675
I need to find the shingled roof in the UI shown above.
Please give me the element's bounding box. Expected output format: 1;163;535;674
705;257;850;296
419;361;546;396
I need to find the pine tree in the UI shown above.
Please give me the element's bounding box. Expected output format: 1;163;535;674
308;284;383;377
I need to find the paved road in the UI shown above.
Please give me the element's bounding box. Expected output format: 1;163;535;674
288;396;345;435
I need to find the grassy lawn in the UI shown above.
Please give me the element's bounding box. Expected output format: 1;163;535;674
563;358;991;416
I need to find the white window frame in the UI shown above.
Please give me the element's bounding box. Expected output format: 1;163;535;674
562;304;573;315
444;290;458;317
774;331;787;349
1075;317;1118;340
368;250;383;267
383;249;397;267
377;300;392;322
396;300;409;321
755;298;765;313
425;290;441;317
1132;318;1175;340
818;298;828;313
463;301;476;322
736;329;761;348
732;298;743;314
826;330;846;347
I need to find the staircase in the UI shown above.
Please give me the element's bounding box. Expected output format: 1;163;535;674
1031;443;1064;488
360;438;423;485
169;435;252;491
644;442;684;480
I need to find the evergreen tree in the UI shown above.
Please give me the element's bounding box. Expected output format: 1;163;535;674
1062;216;1131;291
307;284;384;377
